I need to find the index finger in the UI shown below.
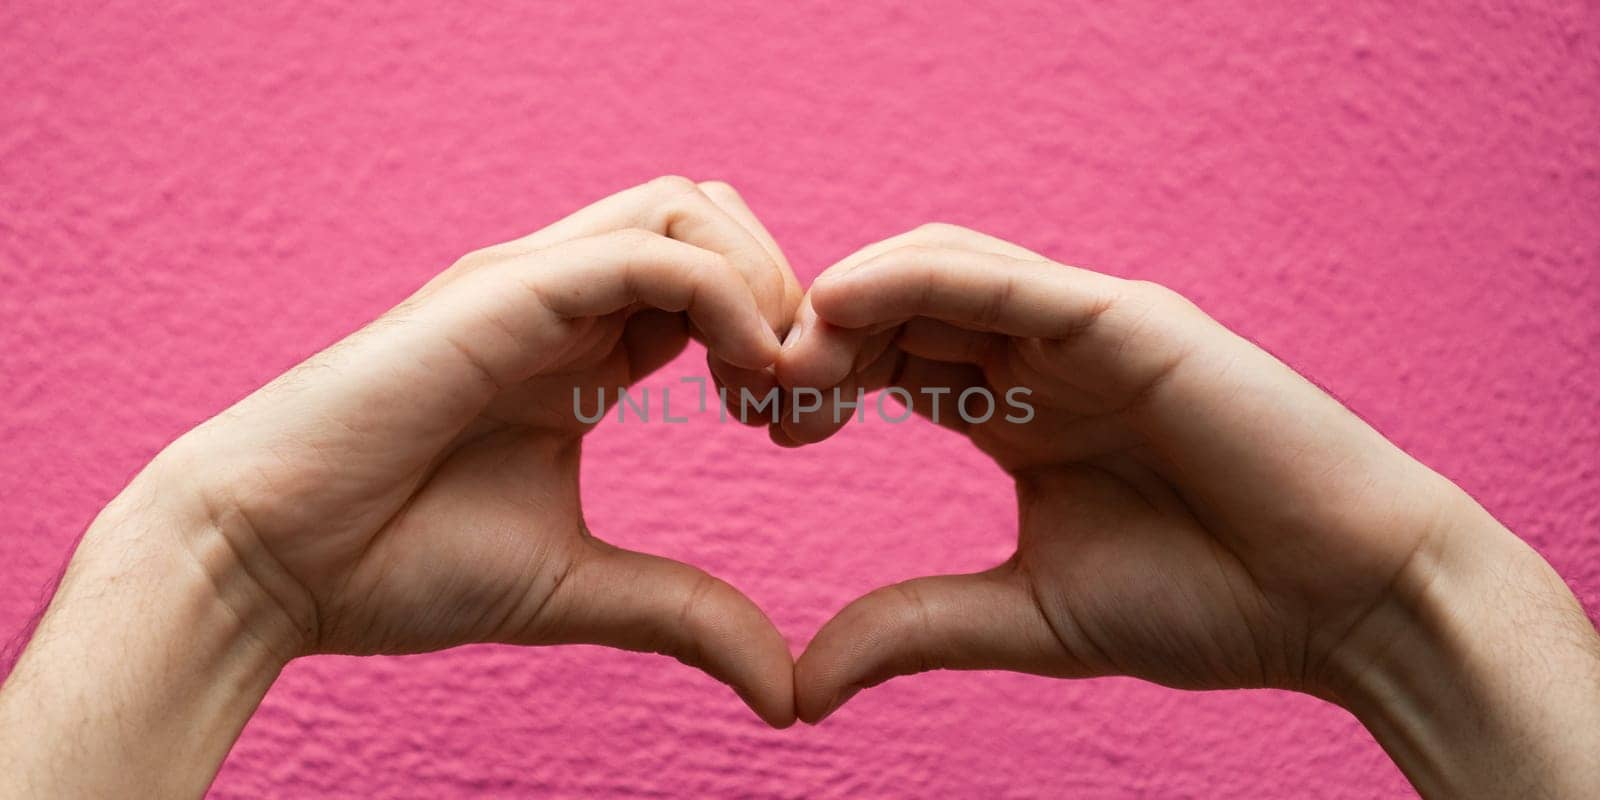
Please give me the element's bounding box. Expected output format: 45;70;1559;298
696;180;802;330
697;181;803;426
482;176;791;331
807;246;1121;338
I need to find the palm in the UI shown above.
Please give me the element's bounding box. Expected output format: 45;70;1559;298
250;310;687;655
862;336;1271;689
974;331;1439;692
788;228;1454;719
320;429;584;654
146;178;808;728
920;342;1272;688
1013;464;1275;690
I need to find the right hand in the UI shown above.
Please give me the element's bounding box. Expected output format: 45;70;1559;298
778;224;1600;796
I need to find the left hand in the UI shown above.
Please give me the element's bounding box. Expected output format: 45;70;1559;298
1;177;806;798
79;176;802;719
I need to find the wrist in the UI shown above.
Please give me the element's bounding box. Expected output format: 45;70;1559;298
1324;492;1600;798
117;448;315;659
0;467;292;797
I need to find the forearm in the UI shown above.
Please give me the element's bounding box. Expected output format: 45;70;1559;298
1330;497;1600;799
0;475;290;798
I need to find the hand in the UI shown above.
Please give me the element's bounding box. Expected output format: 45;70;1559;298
165;176;802;718
0;177;803;797
778;224;1600;797
780;222;1453;694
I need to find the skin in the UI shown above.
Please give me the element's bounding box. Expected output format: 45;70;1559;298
0;177;803;797
777;224;1600;798
1;195;1596;798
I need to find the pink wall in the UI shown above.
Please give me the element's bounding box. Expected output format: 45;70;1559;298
3;2;1596;797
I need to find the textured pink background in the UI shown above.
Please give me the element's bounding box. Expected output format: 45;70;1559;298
3;2;1597;797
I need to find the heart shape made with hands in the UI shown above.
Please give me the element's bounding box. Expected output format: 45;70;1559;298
580;189;1262;727
215;177;1441;735
13;172;1590;800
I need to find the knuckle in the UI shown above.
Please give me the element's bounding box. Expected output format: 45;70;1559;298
677;571;727;633
676;248;733;287
649;176;715;227
827;245;926;285
882;244;941;272
147;433;208;491
1124;279;1197;314
610;227;659;247
701;250;738;278
647;174;699;197
910;222;990;248
884;243;936;261
601;229;665;271
912;221;966;238
449;245;505;273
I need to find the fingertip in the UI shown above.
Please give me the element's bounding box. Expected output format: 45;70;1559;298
740;674;799;729
690;611;796;729
689;576;797;729
772;347;814;389
793;672;838;725
794;571;1043;725
765;709;799;729
768;423;805;448
728;608;799;729
775;319;861;390
805;273;869;329
776;296;814;357
805;686;861;726
792;653;859;725
759;701;800;730
754;326;783;368
763;325;784;362
546;544;797;730
718;325;782;371
792;605;873;724
778;394;853;446
708;356;784;428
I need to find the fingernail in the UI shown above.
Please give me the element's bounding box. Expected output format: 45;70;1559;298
781;316;807;350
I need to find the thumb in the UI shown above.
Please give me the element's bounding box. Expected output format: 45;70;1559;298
794;565;1073;723
539;538;796;728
